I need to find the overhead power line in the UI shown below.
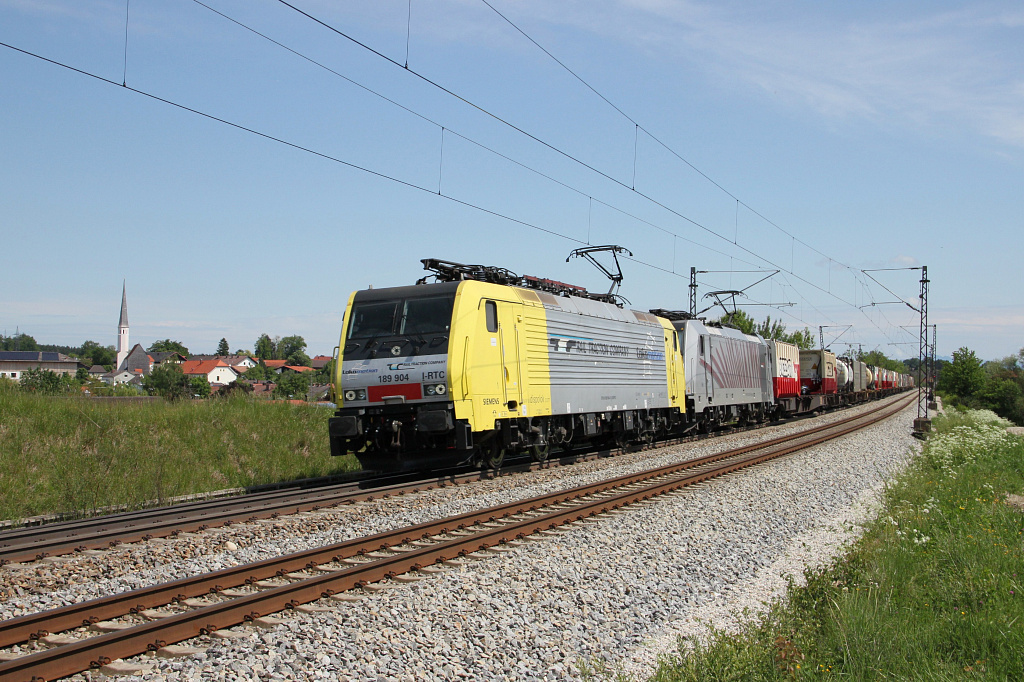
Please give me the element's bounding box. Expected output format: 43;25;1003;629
477;0;922;356
477;0;867;288
3;3;916;354
190;0;762;271
270;0;884;318
0;38;736;300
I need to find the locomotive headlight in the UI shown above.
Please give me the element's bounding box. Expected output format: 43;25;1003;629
344;390;357;401
356;389;367;400
423;383;446;396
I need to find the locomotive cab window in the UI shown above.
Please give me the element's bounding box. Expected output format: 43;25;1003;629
401;297;454;336
485;301;498;333
348;301;398;339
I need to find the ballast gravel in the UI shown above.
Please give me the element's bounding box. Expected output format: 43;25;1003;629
0;398;919;680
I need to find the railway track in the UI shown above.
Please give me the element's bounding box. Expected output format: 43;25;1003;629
0;467;478;567
0;394;913;682
0;393;906;567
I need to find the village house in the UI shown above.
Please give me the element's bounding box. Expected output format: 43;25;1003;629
280;365;315;375
180;359;240;387
109;345;186;380
189;354;258;371
310;355;333;370
261;359;288;373
103;367;143;386
0;351;83;382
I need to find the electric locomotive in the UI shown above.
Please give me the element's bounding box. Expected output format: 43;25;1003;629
329;258;687;471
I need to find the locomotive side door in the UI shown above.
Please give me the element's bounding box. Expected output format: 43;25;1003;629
703;334;715;403
667;329;684;407
495;301;524;414
467;299;507;425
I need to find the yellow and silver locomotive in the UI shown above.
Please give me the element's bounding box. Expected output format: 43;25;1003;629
329;259;687;471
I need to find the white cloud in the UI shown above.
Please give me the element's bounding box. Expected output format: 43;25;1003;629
481;1;1024;150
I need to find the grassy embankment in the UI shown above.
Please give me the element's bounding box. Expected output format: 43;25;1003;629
0;380;360;522
650;408;1024;681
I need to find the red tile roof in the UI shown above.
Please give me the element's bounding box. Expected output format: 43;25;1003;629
181;359;234;376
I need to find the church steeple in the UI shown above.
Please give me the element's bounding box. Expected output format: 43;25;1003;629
119;281;129;328
116;281;130;371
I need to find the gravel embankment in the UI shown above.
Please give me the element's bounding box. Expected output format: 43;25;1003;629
1;397;919;680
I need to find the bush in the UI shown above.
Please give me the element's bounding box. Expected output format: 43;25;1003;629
19;368;79;395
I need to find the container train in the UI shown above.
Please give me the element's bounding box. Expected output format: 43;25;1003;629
328;259;913;471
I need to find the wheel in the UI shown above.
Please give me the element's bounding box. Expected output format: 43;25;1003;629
530;439;551;463
485;441;506;470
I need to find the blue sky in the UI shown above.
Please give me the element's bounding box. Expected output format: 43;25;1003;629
1;0;1021;361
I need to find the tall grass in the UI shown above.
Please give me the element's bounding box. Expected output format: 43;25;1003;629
652;408;1024;680
0;380;359;521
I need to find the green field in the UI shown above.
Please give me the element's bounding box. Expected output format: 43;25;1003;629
0;380;359;521
649;408;1024;681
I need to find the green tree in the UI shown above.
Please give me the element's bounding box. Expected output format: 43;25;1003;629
717;310;755;334
148;339;190;356
273;371;311;400
243;362;270;381
286;350;311;367
861;350;908;374
715;312;814;349
144;363;190;400
754;315;787;341
217;380;254;399
784;327;816;349
19;368;77;394
314;359;335;384
255;334;276;360
978;377;1022;423
79;340;116;368
216;338;230;356
0;333;39;351
189;375;211;399
938;347;985;399
278;335;307;362
977;350;1024;424
75;367;90;382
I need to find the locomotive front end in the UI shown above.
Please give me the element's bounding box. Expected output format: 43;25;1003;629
328;282;464;471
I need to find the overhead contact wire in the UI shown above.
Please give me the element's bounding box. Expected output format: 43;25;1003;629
480;0;866;278
188;0;759;268
477;1;888;316
261;2;879;328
